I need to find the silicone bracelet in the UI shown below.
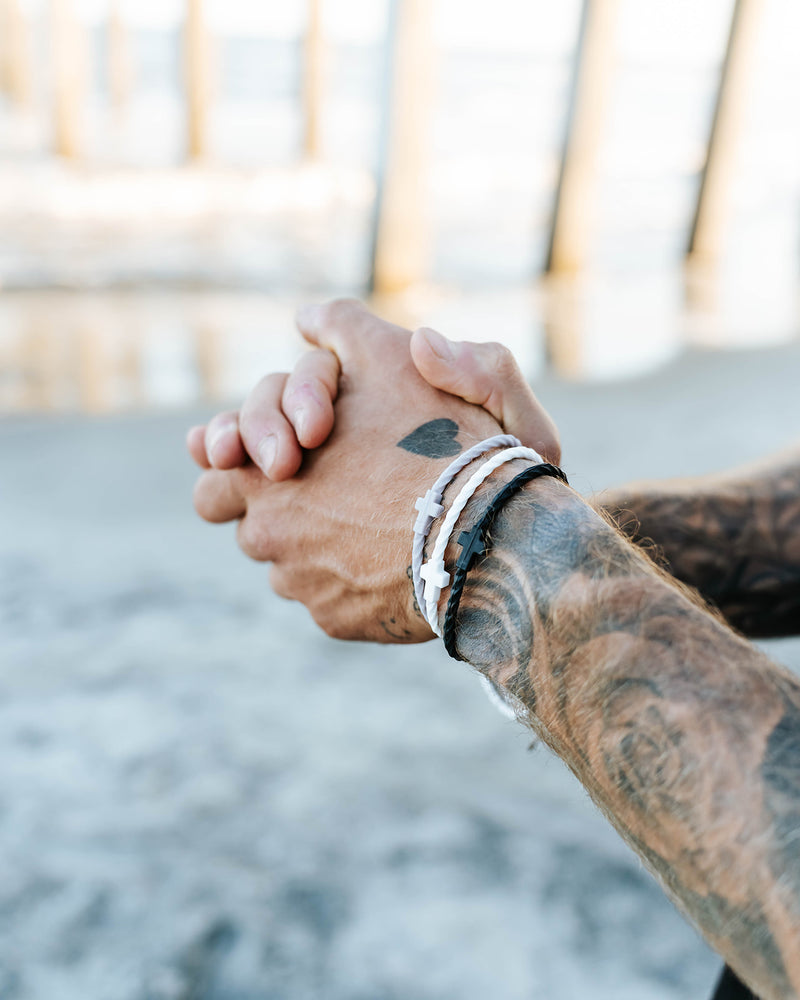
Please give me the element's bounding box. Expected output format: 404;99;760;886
421;446;544;634
441;462;568;660
411;434;520;616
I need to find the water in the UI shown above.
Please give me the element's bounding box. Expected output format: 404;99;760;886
1;3;799;409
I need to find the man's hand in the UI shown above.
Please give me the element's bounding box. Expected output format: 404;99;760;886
188;301;800;997
186;312;560;478
188;300;800;646
191;300;519;643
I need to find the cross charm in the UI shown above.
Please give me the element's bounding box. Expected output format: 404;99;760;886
456;526;486;571
420;558;450;604
414;490;445;535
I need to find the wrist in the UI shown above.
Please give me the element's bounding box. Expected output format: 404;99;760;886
437;471;641;706
430;458;569;649
411;439;539;629
407;436;523;638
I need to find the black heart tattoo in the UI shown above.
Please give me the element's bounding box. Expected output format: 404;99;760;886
398;419;461;458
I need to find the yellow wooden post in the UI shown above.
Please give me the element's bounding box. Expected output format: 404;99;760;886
0;0;33;107
542;276;586;378
50;0;87;158
25;306;69;409
545;0;620;275
687;0;765;269
108;0;133;114
184;0;211;160
370;0;434;295
193;323;223;399
77;324;110;412
302;0;325;159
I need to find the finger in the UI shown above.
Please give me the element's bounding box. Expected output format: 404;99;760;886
410;328;561;464
281;348;340;449
239;373;303;480
204;411;248;470
295;298;407;368
193;469;247;523
186;425;211;469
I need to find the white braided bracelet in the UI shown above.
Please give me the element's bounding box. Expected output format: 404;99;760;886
420;445;543;635
411;434;520;617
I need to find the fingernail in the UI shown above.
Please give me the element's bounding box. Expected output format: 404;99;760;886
423;328;455;363
258;435;277;475
295;304;322;332
207;421;236;466
294;405;309;443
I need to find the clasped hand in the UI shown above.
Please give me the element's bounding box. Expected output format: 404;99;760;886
189;300;559;643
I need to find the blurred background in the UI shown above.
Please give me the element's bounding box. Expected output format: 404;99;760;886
2;0;800;404
2;1;800;998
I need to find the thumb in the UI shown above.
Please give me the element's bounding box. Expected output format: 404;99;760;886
410;327;561;464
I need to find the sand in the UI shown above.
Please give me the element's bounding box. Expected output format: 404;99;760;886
2;339;800;1000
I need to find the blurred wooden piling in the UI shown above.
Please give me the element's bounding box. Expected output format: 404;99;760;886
370;0;434;295
543;276;586;378
302;0;325;159
545;0;620;275
76;321;112;412
50;0;88;158
0;0;795;416
194;323;225;399
108;1;133;114
0;0;33;107
184;0;212;160
687;0;765;270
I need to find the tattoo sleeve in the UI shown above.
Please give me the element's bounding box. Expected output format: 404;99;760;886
598;448;800;639
441;468;800;1000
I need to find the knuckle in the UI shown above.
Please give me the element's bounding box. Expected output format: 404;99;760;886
319;297;365;332
240;373;287;424
236;517;273;562
208;409;237;432
485;341;517;379
236;412;261;455
205;414;223;439
269;564;294;599
314;613;351;642
285;350;337;402
323;297;361;322
234;423;253;460
284;373;323;407
308;348;340;386
239;381;286;445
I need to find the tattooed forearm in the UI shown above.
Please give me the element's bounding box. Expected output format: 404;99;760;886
598;449;800;638
440;470;800;1000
